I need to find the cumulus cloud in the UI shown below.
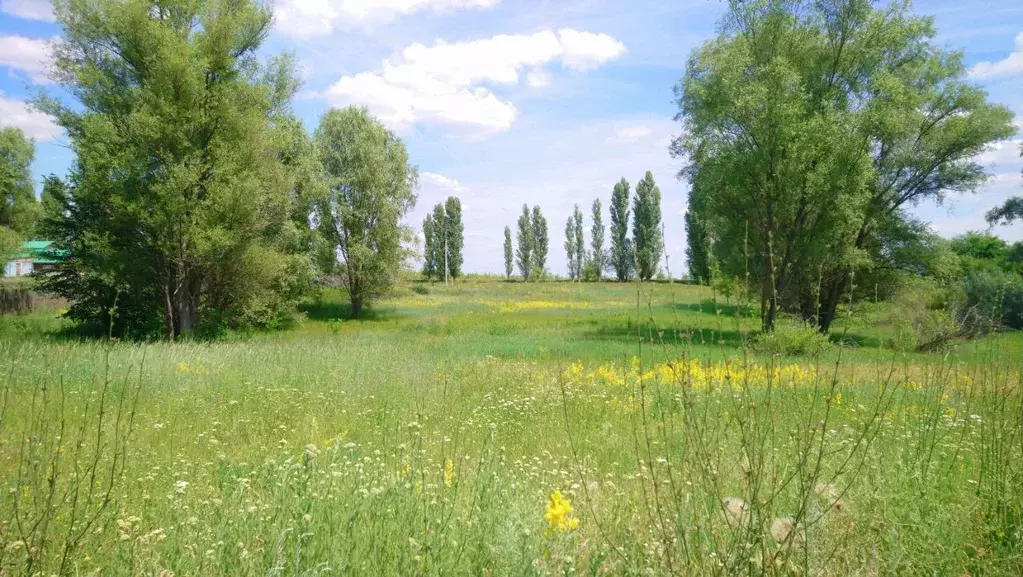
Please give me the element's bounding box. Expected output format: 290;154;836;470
421;171;468;193
0;34;54;84
323;29;626;133
275;0;499;37
969;30;1023;80
0;93;61;141
975;139;1022;169
605;124;654;145
0;0;53;21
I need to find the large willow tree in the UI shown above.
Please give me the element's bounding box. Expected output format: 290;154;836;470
675;0;1014;332
39;0;320;338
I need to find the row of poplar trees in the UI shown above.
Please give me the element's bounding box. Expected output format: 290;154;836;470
421;198;464;282
679;0;1016;334
32;0;418;338
498;171;664;282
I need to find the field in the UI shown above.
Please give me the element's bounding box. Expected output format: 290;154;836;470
1;280;1022;575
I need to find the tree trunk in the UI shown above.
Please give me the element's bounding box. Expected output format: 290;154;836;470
351;295;363;319
817;274;846;334
163;282;176;341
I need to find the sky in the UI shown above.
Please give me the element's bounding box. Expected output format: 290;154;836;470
1;0;1021;276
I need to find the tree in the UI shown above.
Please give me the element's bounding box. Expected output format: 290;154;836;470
431;203;447;282
531;205;549;279
987;198;1023;226
315;106;418;319
503;226;514;279
422;213;437;280
986;142;1023;226
573;204;584;280
609;178;633;281
444;196;464;280
516;204;533;280
0;126;39;262
633;171;663;281
40;0;318;338
673;0;1014;332
589;198;606;280
685;187;712;284
564;216;577;280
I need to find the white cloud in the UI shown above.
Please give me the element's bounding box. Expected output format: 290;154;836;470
323;29;626;133
526;69;551;88
0;35;54;84
0;0;53;21
606;124;654;145
421;171;468;193
0;93;61;141
975;139;1022;168
970;30;1023;80
275;0;499;37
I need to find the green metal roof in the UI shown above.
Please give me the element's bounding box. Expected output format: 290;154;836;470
12;241;67;263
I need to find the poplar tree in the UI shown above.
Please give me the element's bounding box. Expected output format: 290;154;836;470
422;214;437;280
444;196;464;280
572;204;584;280
503;226;514;279
516;205;533;281
531;206;549;279
633;171;663;281
609;178;633;281
564;216;577;280
590;198;605;280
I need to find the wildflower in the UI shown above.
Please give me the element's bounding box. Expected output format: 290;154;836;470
720;497;749;528
769;517;803;544
544;490;579;532
444;458;455;487
174;480;189;494
304;444;319;460
831;392;843;406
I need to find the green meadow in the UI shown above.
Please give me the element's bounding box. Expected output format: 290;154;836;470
1;280;1021;575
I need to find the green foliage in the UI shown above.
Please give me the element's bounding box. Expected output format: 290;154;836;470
589;198;605;280
609;177;633;281
675;0;1016;334
444;196;464;280
987;197;1023;227
422;213;438;280
0;126;40;254
564;215;577;280
515;205;533;281
38;0;319;338
749;321;834;357
503;226;513;279
315;106;418;319
531;205;548;278
632;171;663;281
572;204;584;280
684;187;711;284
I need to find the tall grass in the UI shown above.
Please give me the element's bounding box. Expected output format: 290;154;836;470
0;281;1020;575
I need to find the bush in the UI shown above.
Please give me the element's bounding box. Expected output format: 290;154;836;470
411;284;430;295
749;321;833;356
962;266;1023;330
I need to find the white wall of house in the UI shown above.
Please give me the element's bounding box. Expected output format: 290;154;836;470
3;260;34;277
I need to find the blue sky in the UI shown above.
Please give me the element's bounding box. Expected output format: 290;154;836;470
2;0;1021;275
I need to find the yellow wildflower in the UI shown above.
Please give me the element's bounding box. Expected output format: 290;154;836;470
443;458;454;487
544;490;579;532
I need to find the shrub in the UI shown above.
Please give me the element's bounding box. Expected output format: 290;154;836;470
749;321;833;356
411;284;430;295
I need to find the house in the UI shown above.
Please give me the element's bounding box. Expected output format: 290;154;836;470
3;241;65;277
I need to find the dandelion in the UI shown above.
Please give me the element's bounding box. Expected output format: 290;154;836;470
443;458;455;487
720;497;749;527
544;490;579;532
769;517;803;544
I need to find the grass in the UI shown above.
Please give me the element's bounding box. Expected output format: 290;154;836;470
1;279;1021;575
